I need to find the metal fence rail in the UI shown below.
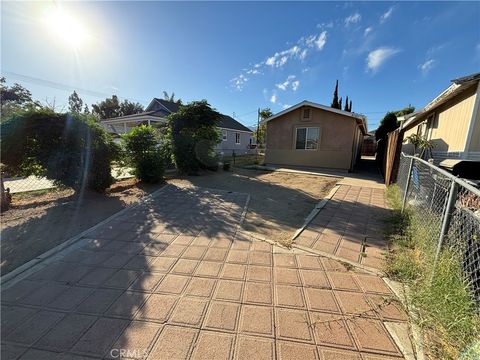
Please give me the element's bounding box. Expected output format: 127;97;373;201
2;166;136;195
397;153;480;305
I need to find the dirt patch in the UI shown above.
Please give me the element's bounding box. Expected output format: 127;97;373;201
168;168;339;245
1;179;165;274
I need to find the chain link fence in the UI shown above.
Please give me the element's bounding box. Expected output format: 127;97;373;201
2;166;135;195
397;152;480;305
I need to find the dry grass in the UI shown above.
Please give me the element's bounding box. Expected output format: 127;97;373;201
385;185;480;359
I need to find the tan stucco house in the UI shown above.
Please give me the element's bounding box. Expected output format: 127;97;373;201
401;72;480;163
263;101;367;171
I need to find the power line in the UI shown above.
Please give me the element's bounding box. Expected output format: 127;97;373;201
1;70;148;104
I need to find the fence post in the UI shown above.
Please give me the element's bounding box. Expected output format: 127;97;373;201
401;156;414;213
433;179;459;271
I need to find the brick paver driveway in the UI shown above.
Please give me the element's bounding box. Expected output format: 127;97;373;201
295;185;390;270
2;185;406;359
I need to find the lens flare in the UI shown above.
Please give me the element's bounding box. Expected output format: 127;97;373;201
43;7;89;49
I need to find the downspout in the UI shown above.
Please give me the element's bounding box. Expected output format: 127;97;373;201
349;121;358;172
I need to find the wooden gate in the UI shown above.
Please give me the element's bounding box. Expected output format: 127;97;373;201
384;129;403;185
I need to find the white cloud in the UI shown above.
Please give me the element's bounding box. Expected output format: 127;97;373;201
314;31;327;50
230;74;248;91
366;47;401;71
345;13;361;26
230;29;327;90
419;59;436;74
276;75;298;91
270;93;277;104
291;80;300;91
317;21;333;29
282;104;292;110
380;7;394;23
364;27;373;36
299;49;308;60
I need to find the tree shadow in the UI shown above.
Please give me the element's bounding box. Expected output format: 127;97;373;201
1;161;387;358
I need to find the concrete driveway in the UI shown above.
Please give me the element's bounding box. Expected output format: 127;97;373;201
1;185;408;359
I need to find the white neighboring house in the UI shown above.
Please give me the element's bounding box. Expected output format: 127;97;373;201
100;98;254;155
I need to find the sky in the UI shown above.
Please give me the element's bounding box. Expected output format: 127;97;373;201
1;1;479;130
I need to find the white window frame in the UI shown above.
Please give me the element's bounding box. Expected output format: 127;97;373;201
295;127;320;150
222;129;227;141
235;132;241;144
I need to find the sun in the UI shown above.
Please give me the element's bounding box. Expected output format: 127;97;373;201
43;7;89;49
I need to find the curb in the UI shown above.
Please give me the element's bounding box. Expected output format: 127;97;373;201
244;165;344;179
383;278;426;360
291;185;340;241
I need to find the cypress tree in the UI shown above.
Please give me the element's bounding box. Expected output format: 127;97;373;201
339;97;342;110
349;100;352;112
331;80;340;109
344;96;349;111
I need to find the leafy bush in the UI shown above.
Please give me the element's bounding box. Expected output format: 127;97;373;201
122;125;164;183
164;100;221;174
0;109;119;192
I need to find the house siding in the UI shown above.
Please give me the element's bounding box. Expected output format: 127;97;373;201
402;83;479;161
215;129;254;155
265;106;357;170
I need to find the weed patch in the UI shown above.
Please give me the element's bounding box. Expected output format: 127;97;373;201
385;185;479;359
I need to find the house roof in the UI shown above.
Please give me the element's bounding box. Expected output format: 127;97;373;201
218;115;252;132
262;100;368;134
104;98;252;133
401;72;480;132
151;98;181;113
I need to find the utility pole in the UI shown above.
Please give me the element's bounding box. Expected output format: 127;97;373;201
256;108;260;163
256;108;260;146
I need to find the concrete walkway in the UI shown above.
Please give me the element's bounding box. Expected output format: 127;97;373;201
1;185;407;360
295;185;389;270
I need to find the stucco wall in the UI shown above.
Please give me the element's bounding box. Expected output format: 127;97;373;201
265;106;358;170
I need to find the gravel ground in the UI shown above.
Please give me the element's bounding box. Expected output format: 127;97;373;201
168;168;339;245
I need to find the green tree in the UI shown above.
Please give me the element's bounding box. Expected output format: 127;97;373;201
1;109;118;192
339;97;343;110
394;105;415;117
256;108;272;148
376;112;399;141
122;125;164;183
92;95;121;119
119;99;144;116
165;100;221;174
68;90;84;114
91;95;144;119
330;80;340;109
0;77;40;118
163;91;182;105
344;96;349;111
349;100;352;112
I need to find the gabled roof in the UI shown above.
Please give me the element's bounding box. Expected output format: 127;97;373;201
219;115;252;132
150;98;181;113
262;100;368;133
105;98;252;133
101;110;164;122
402;72;480;132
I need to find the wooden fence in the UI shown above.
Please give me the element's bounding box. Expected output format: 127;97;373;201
384;129;403;185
